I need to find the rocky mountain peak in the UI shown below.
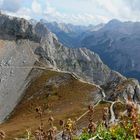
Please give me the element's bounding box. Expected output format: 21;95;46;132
0;14;39;41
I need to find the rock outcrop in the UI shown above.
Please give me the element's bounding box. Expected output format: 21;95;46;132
0;13;39;41
105;78;140;102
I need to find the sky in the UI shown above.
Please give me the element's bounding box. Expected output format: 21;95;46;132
0;0;140;25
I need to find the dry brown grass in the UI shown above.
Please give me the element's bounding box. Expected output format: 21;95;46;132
0;70;107;139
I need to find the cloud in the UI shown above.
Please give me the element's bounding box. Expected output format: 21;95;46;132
43;1;106;25
42;0;119;25
1;0;21;12
0;0;3;6
0;0;33;19
1;0;140;25
123;0;140;11
32;0;42;14
2;7;32;19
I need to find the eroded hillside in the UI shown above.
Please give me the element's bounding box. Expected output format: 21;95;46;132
0;70;105;139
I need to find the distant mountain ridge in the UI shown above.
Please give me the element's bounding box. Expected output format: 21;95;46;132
81;19;140;80
43;20;104;48
45;19;140;81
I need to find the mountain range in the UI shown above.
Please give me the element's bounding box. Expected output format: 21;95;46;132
0;13;140;138
43;20;104;48
45;19;140;81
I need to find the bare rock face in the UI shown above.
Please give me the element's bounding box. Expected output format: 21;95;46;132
0;14;39;41
0;39;39;122
34;23;126;86
0;14;44;123
103;78;140;103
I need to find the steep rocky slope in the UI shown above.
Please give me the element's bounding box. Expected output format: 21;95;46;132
0;39;39;123
34;22;125;86
46;20;140;81
0;14;40;123
0;13;140;125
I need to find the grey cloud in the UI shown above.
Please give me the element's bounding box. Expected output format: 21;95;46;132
1;0;21;12
123;0;140;11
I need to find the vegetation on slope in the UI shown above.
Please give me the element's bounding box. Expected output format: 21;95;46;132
22;98;140;140
0;70;140;140
0;70;100;139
